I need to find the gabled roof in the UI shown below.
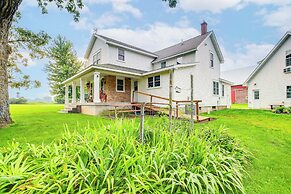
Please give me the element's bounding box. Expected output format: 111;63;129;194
153;31;224;63
84;33;157;59
245;31;291;84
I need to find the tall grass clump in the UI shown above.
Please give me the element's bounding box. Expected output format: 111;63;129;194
0;118;248;193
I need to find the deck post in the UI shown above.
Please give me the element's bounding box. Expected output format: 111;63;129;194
80;78;85;103
65;84;69;104
72;82;76;104
93;72;101;103
195;101;199;122
169;69;173;132
140;103;145;143
190;74;194;128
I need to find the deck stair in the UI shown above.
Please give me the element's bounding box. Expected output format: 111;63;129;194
61;105;81;113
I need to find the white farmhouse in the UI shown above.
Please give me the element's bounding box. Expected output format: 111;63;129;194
63;22;232;115
245;31;291;109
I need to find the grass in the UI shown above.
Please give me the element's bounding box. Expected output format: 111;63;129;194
0;104;290;193
0;118;247;193
231;104;248;109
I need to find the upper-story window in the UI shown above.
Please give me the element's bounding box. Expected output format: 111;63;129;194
286;50;291;67
287;86;291;98
118;48;125;61
148;75;161;88
210;52;214;68
93;50;101;64
213;81;219;95
161;61;166;68
177;57;183;64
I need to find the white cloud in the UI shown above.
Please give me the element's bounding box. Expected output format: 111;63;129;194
98;23;200;51
222;43;274;71
179;0;242;13
261;6;291;32
85;0;142;18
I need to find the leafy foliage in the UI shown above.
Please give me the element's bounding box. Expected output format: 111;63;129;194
162;0;177;7
0;119;248;193
8;12;50;89
9;97;27;104
273;106;291;114
45;36;81;104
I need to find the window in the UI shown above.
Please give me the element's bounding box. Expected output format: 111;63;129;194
222;84;225;97
116;78;125;92
287;86;291;98
118;48;125;61
254;90;260;100
93;50;101;64
161;61;166;68
286;50;291;67
148;75;161;88
177;57;183;64
213;81;219;95
210;52;214;68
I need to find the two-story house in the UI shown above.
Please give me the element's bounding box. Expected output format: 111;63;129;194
63;22;232;115
245;31;291;109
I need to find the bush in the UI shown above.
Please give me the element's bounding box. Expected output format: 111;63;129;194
9;97;28;104
273;106;291;114
0;120;248;193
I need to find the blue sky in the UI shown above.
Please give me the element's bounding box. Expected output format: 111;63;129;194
11;0;291;99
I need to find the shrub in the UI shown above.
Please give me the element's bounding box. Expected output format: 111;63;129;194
9;97;28;104
0;119;248;193
273;106;291;114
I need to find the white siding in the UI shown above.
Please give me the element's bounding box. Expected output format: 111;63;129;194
108;45;155;71
86;38;109;67
247;36;291;109
152;52;196;70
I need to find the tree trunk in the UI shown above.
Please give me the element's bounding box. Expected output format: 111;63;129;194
0;0;22;127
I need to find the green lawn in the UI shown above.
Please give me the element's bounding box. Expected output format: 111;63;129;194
231;103;248;109
1;104;290;193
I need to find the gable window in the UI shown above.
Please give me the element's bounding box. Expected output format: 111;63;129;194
161;61;166;68
210;52;214;68
118;48;125;61
116;77;125;92
148;75;161;88
177;57;183;64
254;90;259;100
93;50;101;64
286;50;291;67
287;86;291;98
213;81;219;95
222;84;225;97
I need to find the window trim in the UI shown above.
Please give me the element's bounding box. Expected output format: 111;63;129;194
254;90;260;100
93;49;101;64
286;50;291;67
116;77;125;92
148;75;161;89
287;86;291;99
117;48;125;62
210;51;214;68
161;61;166;68
213;81;219;95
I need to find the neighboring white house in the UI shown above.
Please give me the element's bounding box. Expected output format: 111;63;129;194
63;22;232;115
245;31;291;109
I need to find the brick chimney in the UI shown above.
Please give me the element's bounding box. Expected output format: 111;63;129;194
201;21;208;35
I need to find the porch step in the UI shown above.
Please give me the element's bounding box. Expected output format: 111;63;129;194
62;105;81;114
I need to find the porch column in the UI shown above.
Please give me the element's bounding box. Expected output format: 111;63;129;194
72;82;76;104
93;72;101;103
80;78;85;103
65;84;69;104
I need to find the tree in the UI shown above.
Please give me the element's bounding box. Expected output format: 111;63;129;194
0;0;176;127
45;36;81;104
0;0;83;127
